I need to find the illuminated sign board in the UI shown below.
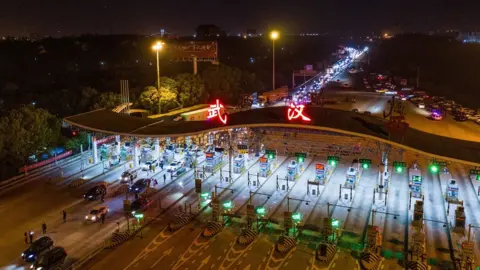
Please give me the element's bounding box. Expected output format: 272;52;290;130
207;99;227;124
316;164;325;170
287;103;311;122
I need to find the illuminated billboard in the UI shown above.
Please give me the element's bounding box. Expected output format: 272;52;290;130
169;41;218;60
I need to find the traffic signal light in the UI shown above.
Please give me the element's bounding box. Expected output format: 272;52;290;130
327;156;339;167
297;156;304;163
395;166;404;173
292;212;302;222
477;174;480;181
268;153;274;160
429;164;439;173
266;149;276;160
359;159;371;169
223;201;233;209
331;219;340;228
256;206;266;216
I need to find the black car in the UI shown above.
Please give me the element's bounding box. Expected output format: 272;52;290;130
130;198;151;214
129;179;148;193
31;246;67;269
22;236;54;262
83;185;107;200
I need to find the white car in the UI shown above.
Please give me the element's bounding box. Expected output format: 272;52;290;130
85;206;109;222
167;161;182;172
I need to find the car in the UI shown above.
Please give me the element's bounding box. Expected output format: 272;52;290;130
352;108;359;113
363;111;372;115
85;205;109;222
130;198;152;214
166;161;182;172
31;246;67;270
129;179;148;193
142;159;159;171
418;103;425;109
22;236;54;262
120;168;139;183
83;185;107;200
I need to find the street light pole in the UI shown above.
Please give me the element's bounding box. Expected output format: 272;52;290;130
152;41;164;114
272;38;275;90
269;31;279;90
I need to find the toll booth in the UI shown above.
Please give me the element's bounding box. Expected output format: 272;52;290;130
454;206;466;234
315;163;327;184
410;174;423;198
287;160;299;181
412;200;424;228
446;180;459;202
205;151;223;173
162;150;174;163
184;151;193;168
259;156;271;177
233;155;245;174
345;167;359;188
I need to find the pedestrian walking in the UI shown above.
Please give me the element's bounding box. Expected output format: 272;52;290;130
163;174;166;183
149;164;153;173
62;210;67;222
24;232;28;244
152;165;156;173
153;179;158;187
101;213;105;224
41;222;47;234
160;161;164;170
29;231;34;243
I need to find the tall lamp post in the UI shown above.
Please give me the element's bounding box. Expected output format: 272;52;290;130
269;30;279;90
152;41;164;114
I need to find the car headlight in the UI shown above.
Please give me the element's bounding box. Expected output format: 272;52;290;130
37;267;43;270
21;253;24;256
89;196;93;198
92;216;96;221
85;216;89;219
28;254;34;258
30;265;34;269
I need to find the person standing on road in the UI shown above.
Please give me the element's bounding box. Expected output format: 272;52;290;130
163;174;166;183
41;223;47;234
24;232;28;244
101;213;105;224
62;210;67;222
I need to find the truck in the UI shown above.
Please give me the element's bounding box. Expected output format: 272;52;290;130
258;86;289;106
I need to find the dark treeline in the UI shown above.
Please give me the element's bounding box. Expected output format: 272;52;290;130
369;33;480;109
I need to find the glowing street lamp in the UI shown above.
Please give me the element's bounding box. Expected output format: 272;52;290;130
269;30;280;90
152;41;164;113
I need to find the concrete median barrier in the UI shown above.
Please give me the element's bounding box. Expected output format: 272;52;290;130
68;178;87;188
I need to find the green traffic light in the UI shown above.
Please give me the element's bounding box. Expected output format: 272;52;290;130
477;174;480;181
362;163;369;169
329;160;337;167
256;207;266;215
292;212;302;221
268;154;274;159
395;166;403;173
430;165;439;173
298;157;304;163
223;201;233;209
331;219;340;227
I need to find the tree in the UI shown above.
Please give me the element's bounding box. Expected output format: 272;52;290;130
138;85;179;113
76;87;99;112
0;106;60;164
92;92;121;109
175;73;205;107
202;64;242;103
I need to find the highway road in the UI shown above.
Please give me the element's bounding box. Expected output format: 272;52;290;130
320;89;480;143
0;150;199;269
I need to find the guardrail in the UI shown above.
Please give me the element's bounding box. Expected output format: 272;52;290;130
0;151;92;193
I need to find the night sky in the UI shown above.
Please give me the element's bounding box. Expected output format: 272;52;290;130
1;0;479;36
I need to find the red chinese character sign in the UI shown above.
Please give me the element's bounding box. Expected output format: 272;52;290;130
287;103;311;122
207;99;228;124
